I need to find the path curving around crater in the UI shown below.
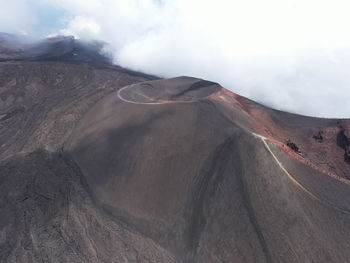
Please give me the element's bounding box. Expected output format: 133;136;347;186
117;76;221;105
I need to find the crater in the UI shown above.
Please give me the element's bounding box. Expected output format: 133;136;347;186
118;77;221;104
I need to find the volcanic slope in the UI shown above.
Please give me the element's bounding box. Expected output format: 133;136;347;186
1;36;350;262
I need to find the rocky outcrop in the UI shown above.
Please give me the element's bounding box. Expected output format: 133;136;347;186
337;130;350;164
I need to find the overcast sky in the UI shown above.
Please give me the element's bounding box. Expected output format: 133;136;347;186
1;0;350;118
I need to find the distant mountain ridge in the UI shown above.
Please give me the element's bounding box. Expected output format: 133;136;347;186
0;33;110;63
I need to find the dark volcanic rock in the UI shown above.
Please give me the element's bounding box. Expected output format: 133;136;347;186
337;130;350;164
1;34;350;262
313;131;324;142
286;139;300;153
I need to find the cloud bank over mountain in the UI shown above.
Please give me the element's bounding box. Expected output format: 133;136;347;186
2;0;350;117
0;0;36;35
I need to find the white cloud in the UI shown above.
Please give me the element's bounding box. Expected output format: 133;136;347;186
60;16;100;39
0;0;37;35
3;0;350;117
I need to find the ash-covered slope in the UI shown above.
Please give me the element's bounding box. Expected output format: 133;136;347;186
1;35;350;262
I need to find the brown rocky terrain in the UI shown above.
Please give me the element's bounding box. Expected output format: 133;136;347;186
1;34;350;262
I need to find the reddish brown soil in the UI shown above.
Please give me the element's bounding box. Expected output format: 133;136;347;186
210;88;350;182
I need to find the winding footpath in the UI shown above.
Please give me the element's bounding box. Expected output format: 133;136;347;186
254;133;350;215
